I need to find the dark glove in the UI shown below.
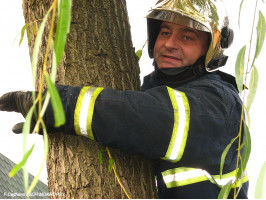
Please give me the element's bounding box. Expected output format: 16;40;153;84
0;91;34;134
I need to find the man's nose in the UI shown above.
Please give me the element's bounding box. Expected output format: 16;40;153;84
164;34;180;50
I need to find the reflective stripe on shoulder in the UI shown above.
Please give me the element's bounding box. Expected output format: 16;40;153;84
74;86;104;140
162;167;248;188
162;87;190;163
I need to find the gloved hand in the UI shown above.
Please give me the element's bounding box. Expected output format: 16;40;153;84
0;91;34;134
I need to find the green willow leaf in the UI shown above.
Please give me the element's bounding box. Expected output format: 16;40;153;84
22;105;35;135
19;23;30;46
54;0;72;67
98;149;106;165
235;46;246;93
21;103;36;192
45;73;66;127
108;158;115;172
27;123;49;195
220;136;238;177
135;49;143;61
246;66;259;112
237;122;251;179
244;105;251;127
51;50;58;82
31;10;51;88
98;151;103;165
33;22;37;36
254;11;266;59
9;144;35;178
26;27;31;46
255;161;266;199
242;123;251;167
218;181;233;199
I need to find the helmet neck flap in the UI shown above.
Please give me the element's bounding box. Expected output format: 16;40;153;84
153;56;206;84
153;54;229;84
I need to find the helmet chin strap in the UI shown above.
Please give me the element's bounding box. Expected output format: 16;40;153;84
154;56;206;84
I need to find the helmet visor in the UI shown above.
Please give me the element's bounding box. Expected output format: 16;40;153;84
146;9;210;33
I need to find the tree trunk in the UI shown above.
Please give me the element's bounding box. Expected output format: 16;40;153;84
22;0;157;198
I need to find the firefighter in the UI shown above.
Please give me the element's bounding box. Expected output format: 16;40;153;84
0;0;248;198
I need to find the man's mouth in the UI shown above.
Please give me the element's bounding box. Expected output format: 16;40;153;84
162;55;181;61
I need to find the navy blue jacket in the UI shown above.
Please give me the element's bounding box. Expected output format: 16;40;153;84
44;71;248;198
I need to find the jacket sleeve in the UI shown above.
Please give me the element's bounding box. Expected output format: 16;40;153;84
44;85;190;161
44;82;241;167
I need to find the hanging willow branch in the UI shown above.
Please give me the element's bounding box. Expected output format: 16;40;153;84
218;0;266;198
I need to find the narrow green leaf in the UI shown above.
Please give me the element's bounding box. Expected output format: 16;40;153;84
220;136;238;177
218;181;233;199
108;158;115;172
98;149;106;165
33;22;37;36
45;73;66;127
243;122;251;169
19;23;30;46
238;122;251;178
246;66;259;112
51;50;58;82
244;105;251;127
9;144;35;177
57;0;62;15
235;46;246;93
98;152;103;165
255;161;266;199
26;27;31;46
22;105;35;135
31;10;51;88
135;49;142;61
21;104;35;193
236;122;251;193
27;122;49;195
254;11;266;59
54;0;72;67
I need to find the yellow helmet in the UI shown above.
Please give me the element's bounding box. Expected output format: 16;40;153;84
146;0;234;72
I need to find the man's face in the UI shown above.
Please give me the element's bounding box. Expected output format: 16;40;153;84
153;21;209;69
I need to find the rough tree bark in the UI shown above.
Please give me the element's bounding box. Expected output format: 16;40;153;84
22;0;157;198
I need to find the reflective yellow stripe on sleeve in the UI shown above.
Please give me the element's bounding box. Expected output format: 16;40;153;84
162;87;190;163
162;167;248;188
74;86;104;140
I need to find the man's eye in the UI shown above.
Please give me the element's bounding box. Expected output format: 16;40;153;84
184;36;192;40
161;32;171;36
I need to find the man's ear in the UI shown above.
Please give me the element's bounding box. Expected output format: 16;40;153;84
220;27;234;48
